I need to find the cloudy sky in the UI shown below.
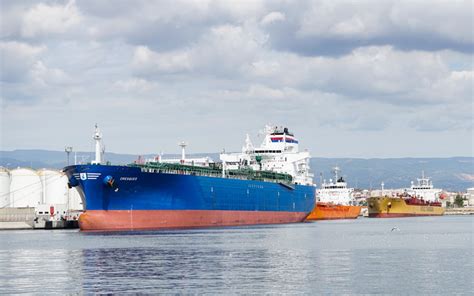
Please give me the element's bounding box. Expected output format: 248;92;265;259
1;0;472;158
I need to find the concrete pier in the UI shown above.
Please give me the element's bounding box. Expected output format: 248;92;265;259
0;208;79;230
445;207;474;215
0;208;35;229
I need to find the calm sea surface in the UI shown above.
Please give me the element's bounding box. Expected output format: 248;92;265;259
0;216;472;294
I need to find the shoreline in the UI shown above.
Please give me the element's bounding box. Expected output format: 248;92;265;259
444;207;474;215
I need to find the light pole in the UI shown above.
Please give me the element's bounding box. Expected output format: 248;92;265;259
65;146;73;166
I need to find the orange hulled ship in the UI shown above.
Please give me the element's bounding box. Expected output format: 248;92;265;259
306;167;361;221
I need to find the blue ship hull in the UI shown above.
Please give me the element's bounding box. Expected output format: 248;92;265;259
64;164;316;231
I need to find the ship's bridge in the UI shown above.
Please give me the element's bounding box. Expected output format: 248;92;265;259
408;172;441;202
219;125;313;186
260;126;299;152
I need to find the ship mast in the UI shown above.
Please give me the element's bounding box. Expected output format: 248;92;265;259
92;124;102;165
179;141;187;164
333;166;340;181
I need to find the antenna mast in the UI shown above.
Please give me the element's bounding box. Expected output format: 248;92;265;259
179;141;187;164
92;124;103;165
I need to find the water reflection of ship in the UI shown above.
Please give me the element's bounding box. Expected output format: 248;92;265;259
79;231;276;293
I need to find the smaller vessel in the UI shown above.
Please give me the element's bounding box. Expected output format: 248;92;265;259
306;167;361;220
367;172;445;218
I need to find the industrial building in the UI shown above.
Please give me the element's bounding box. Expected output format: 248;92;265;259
0;167;83;228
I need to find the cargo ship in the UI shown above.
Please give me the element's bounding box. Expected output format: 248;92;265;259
367;172;445;218
64;125;316;231
306;167;361;220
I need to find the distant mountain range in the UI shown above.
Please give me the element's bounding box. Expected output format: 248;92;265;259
1;150;473;192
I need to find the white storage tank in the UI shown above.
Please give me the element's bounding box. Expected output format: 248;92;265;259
38;169;67;205
10;168;42;208
67;186;84;211
0;167;11;208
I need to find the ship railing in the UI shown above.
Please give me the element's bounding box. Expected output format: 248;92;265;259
128;162;293;183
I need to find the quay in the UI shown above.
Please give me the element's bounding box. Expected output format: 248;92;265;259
445;207;474;215
0;208;79;230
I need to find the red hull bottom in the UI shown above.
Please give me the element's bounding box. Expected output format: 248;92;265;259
306;203;361;221
79;210;309;231
368;213;443;218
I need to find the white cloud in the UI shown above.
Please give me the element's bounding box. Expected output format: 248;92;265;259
0;41;44;57
298;1;387;38
408;103;473;132
132;24;264;76
416;70;474;103
1;0;472;157
297;0;473;44
132;46;193;74
319;46;449;100
21;0;81;38
261;12;286;26
266;0;473;56
250;60;281;77
113;78;157;93
0;41;45;82
389;1;473;45
195;24;263;71
247;84;286;100
0;41;69;87
243;45;467;106
31;61;69;86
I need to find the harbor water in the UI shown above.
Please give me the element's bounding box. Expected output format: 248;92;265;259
0;216;472;294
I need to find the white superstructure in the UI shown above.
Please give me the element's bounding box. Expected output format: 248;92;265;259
220;125;314;185
407;171;442;202
317;167;355;205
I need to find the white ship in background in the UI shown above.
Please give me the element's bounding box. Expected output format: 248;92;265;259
306;167;361;220
406;171;442;202
317;167;356;205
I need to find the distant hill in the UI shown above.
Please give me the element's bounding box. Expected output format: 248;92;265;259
310;157;473;192
1;150;472;192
